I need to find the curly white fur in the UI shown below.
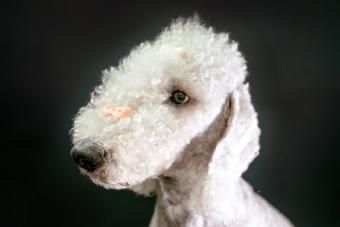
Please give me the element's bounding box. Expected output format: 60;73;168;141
71;17;293;227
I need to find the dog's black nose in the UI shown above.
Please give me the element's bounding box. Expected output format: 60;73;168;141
71;141;105;172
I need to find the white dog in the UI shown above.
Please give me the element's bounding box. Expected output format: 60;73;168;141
71;17;293;227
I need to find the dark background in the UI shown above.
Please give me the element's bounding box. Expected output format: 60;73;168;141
6;0;339;226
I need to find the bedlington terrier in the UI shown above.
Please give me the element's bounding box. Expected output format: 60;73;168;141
71;17;293;227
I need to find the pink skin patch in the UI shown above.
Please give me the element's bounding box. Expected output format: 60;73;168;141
102;103;133;121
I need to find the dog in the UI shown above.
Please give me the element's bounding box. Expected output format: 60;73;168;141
71;17;293;227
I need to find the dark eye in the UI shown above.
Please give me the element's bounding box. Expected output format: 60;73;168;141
170;90;190;105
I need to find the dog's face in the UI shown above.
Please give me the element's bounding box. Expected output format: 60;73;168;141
71;18;247;190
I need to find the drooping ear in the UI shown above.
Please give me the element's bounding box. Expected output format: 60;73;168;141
208;83;260;180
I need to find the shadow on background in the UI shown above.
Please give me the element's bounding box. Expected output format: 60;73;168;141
6;0;339;226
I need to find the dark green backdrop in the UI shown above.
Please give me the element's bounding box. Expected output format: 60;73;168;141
6;0;339;226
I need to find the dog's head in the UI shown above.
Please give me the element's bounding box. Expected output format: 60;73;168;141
70;17;259;192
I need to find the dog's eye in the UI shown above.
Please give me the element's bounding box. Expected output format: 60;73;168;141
170;90;190;105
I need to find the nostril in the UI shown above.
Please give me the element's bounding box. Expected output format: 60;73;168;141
71;141;105;172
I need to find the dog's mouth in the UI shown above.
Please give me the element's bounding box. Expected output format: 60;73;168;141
79;166;130;189
91;175;130;189
93;178;130;189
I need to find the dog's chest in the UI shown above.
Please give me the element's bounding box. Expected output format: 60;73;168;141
160;200;229;227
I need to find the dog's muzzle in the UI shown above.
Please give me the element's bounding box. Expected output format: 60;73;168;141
71;140;106;172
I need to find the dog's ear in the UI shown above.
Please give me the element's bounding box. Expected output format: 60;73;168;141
209;83;260;180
